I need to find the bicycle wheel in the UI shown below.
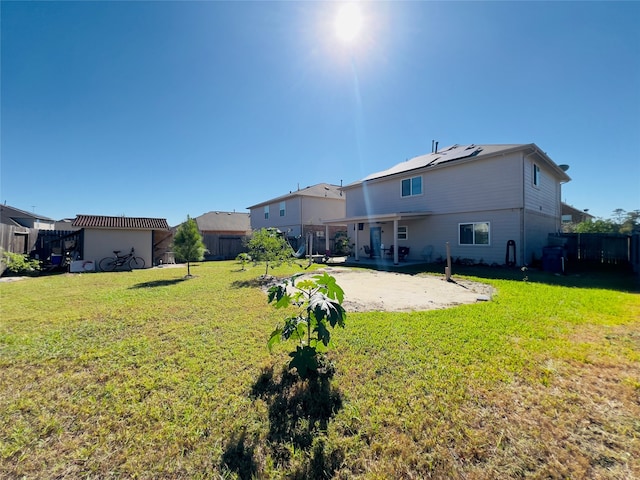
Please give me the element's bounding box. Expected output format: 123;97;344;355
129;256;145;270
99;257;117;272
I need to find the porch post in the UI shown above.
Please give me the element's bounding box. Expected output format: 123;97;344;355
325;225;330;254
393;219;399;264
353;223;359;261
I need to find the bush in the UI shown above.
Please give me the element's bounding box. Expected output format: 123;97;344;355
267;272;346;379
1;250;41;275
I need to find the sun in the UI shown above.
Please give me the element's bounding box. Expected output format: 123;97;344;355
335;3;363;43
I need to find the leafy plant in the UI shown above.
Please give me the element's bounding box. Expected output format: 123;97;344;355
235;252;251;271
571;208;640;234
333;231;351;256
1;249;41;275
247;228;294;276
267;272;347;379
172;216;208;276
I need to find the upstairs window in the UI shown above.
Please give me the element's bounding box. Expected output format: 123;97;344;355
264;206;269;219
401;176;422;197
279;201;286;217
459;222;490;245
533;164;540;187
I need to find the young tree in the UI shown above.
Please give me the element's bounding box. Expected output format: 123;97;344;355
172;216;207;276
247;228;294;276
267;272;347;379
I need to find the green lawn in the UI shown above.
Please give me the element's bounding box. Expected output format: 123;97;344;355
1;262;639;479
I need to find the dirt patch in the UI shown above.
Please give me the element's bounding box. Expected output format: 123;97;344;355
0;275;28;283
296;267;494;312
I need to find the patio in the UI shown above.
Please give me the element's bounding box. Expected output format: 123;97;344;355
324;254;428;271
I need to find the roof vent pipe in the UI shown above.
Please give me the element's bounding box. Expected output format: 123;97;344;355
435;141;439;154
431;140;435;153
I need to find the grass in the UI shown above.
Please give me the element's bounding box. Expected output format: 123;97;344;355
1;261;639;479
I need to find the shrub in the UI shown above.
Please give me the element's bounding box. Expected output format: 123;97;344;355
1;250;41;275
267;272;346;379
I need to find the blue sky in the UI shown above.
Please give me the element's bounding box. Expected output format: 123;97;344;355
2;1;639;226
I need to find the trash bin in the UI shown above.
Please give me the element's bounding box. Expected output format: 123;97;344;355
542;246;564;273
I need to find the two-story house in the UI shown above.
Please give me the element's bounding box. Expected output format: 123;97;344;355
247;183;346;253
324;144;571;266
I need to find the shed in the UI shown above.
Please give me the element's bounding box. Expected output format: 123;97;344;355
72;215;171;270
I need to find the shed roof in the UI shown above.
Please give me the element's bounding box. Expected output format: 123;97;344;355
247;183;343;209
72;215;170;230
194;211;251;233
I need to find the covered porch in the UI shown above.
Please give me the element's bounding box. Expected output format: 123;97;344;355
322;211;432;265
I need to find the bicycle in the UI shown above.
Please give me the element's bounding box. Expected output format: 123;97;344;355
99;248;145;271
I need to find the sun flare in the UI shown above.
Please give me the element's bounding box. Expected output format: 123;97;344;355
335;3;363;43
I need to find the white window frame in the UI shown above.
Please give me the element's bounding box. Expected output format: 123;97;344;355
264;206;269;219
401;175;423;198
458;222;490;246
397;225;408;240
533;164;540;187
279;201;286;217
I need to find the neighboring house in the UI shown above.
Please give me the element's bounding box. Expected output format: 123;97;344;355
72;215;171;270
0;204;56;230
324;143;571;266
0;204;56;260
247;183;347;253
561;203;594;230
192;211;251;260
54;218;82;231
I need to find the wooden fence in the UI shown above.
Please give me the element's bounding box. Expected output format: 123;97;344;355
548;233;634;269
0;224;38;275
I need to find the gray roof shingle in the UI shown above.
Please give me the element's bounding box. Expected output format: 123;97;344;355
247;183;343;209
194;211;251;233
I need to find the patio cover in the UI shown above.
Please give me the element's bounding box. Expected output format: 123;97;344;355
323;211;432;263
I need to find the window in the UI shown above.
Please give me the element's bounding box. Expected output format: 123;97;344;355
264;206;269;219
459;222;490;245
533;164;540;187
398;225;408;240
279;201;286;217
401;176;422;197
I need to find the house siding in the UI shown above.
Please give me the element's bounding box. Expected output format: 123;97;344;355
83;229;152;270
524;155;562;217
362;209;521;265
250;195;346;239
524;210;560;265
302;197;345;227
250;197;304;235
342;144;567;266
346;152;524;217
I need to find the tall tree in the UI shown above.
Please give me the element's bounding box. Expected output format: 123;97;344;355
247;228;294;276
172;216;207;276
574;209;640;235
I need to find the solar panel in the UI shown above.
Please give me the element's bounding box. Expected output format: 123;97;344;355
362;145;484;181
